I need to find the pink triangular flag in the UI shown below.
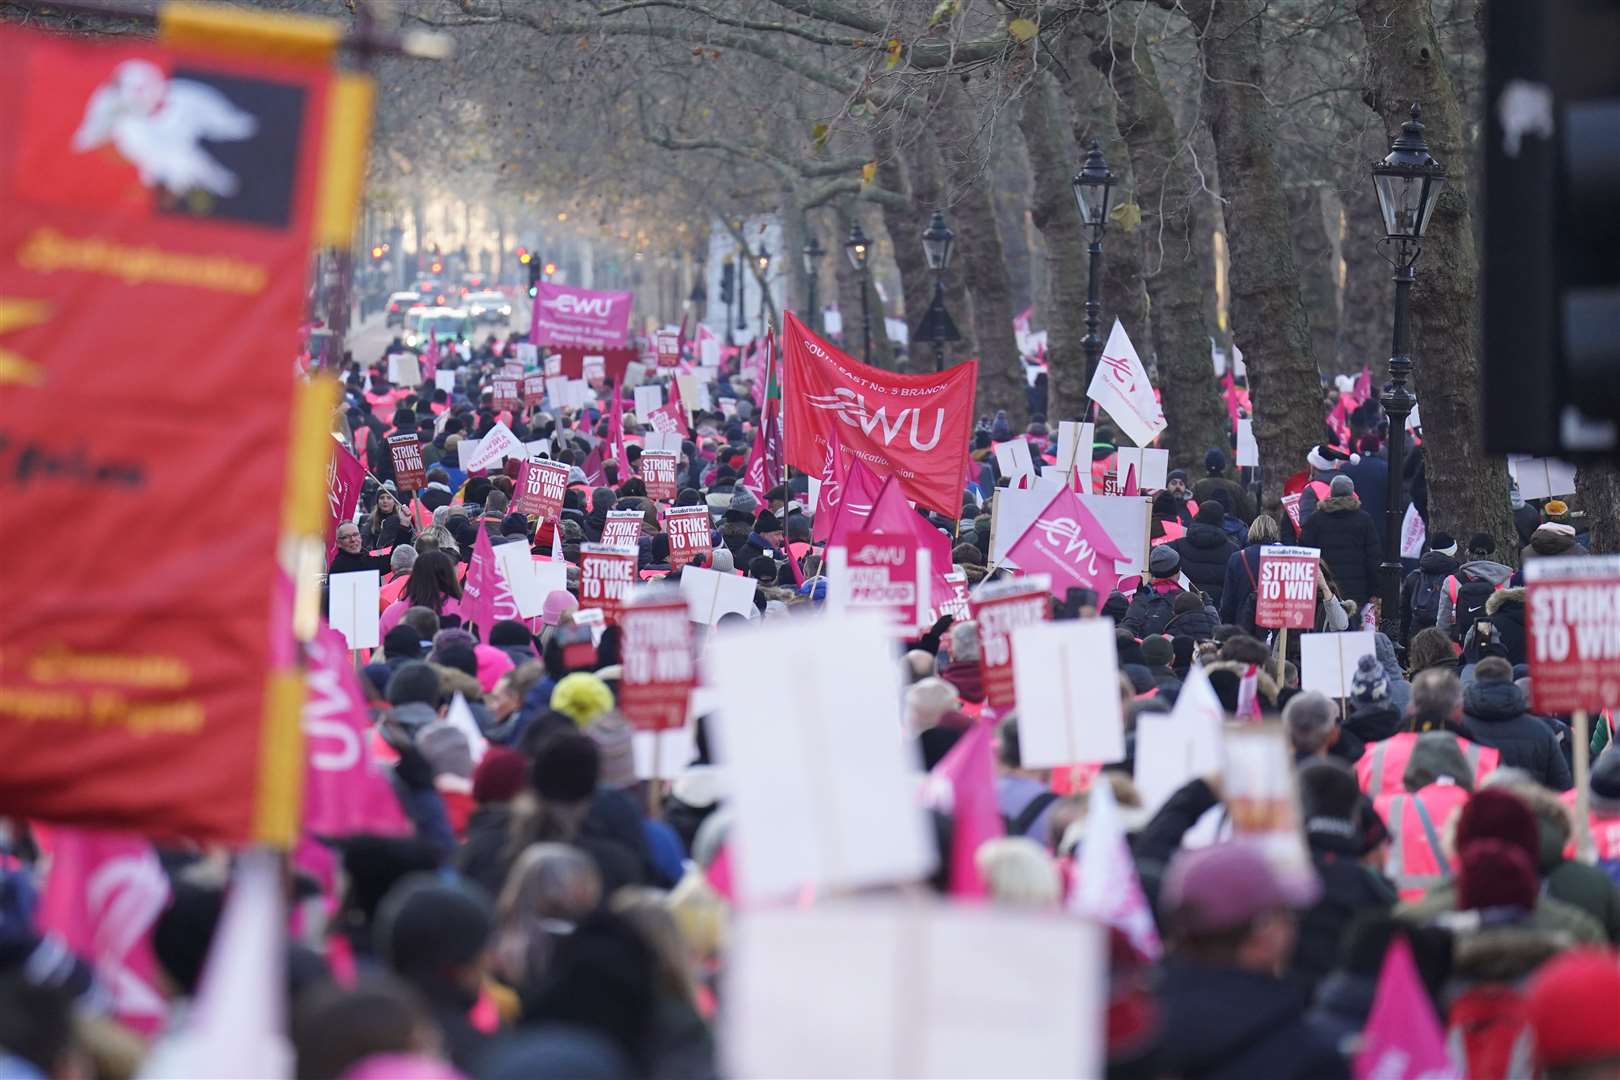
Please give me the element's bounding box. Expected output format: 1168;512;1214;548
462;527;501;635
551;518;564;561
857;476;955;610
928;722;1004;898
811;438;846;543
1069;779;1162;959
1353;937;1459;1079
302;623;413;838
1121;463;1139;497
1004;485;1126;597
822;456;887;546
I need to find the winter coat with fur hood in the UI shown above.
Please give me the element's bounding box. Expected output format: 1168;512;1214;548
1298;494;1382;607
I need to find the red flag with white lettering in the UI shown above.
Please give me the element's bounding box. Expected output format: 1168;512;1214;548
781;312;975;517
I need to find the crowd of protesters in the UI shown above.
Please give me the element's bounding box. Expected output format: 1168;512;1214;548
1;324;1616;1080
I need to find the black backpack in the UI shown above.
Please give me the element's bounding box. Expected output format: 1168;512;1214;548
1452;574;1498;641
1409;571;1446;630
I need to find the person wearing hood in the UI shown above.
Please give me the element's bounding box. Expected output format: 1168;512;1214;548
1164;590;1219;642
1523;520;1588;564
717;509;753;561
1478;584;1528;667
1191;448;1255;525
1371;731;1476;900
1171;501;1239;607
1436;535;1514;639
1399;532;1459;642
1298;474;1381;608
583;487;616;542
421;467;455;511
1462;658;1571;790
1510;484;1542;545
1289;762;1398;994
1152;842;1344;1080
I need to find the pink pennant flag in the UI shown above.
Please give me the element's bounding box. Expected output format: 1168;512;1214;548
1235;663;1263;721
37;826;170;1036
581;443;606;486
1221;372;1242;432
1353;937;1459;1080
1121;463;1139;497
422;330;440;380
811;437;847;543
1004;485;1126;598
928;721;1003;898
607;376;632;477
1069;779;1162;959
551;518;564;561
823;456;888;548
302;624;413;837
740;400;783;504
1352;364;1373;405
461;527;516;635
857;476;956;610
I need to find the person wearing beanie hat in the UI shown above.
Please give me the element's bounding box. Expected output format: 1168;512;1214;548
373;875;494;1073
585;711;637;790
540;589;579;631
1455;838;1540;914
1400;530;1461;640
1298;465;1382;608
1396;788;1606;943
1524;519;1588;562
529;731;602;806
455;746;530;897
1163;589;1217;642
1122;546;1190;638
1138;634;1181;695
1337;654;1402;764
709;547;736;575
550;671;616;727
1526;948;1620;1076
1191;449;1254;526
1462;657;1571;791
1170;499;1238;608
1153;841;1337;1080
1297;444;1362;528
739;508;785;568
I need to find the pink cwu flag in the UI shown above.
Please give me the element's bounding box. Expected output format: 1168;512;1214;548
811;437;846;543
37;827;170;1036
1353;937;1460;1080
1004;485;1126;598
462;526;518;635
927;721;1003;898
302;623;412;837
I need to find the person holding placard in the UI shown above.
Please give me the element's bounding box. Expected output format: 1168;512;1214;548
362;487;415;552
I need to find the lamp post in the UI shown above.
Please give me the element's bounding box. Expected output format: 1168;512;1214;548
1071;140;1115;394
735;245;748;335
1372;103;1446;640
845;220;872;364
802;232;825;332
754;244;770;333
919;209;957;373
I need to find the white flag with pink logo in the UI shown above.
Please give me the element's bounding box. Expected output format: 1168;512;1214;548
1086;320;1166;448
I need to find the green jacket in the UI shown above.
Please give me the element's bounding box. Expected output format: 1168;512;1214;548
1397;880;1607;945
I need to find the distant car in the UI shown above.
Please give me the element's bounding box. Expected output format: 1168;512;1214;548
404;307;471;349
465;291;512;325
414;279;452;306
384;291;420;328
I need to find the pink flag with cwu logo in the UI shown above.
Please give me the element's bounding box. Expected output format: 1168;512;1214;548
1005;485;1125;597
302;623;412;838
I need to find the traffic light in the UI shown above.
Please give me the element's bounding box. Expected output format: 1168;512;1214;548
430;260;442;274
719;260;735;305
370;245;384;260
518;247;531;264
543;261;557;277
527;258;541;298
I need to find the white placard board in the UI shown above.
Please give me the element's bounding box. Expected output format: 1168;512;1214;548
514;342;538;368
328;570;380;651
1133;663;1226;816
634;724;696;781
492;541;544;618
1009;619;1125;768
1509;455;1578;500
530;557;569;605
680;565;758;625
434;369;456;394
725;899;1104;1080
1300;630;1378;697
675;373;712;412
1053;421;1093;491
644;431;683;455
994;438;1034;481
455;438;481;470
1236;418;1260;467
634;384;664;422
386;353;420;387
1114;447;1169;491
707;617;937;902
623;360;649;387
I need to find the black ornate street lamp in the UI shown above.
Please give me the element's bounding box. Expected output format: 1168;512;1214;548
845;220;872;363
919;209;958;373
802;232;825;331
1373;103;1446;639
1071;139;1115;392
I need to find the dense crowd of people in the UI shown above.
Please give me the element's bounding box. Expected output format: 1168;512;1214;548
2;321;1616;1080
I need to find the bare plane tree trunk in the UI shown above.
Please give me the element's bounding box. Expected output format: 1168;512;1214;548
874;132;933;374
898;134;978;368
1356;0;1517;561
1017;69;1089;424
1575;464;1620;555
1178;0;1326;499
1337;125;1394;382
932;81;1027;425
1084;17;1231;472
1288;185;1341;376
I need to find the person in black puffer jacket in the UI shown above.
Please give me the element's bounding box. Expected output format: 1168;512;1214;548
1172;501;1240;607
1298;475;1382;608
1485;586;1528;667
1462;657;1572;790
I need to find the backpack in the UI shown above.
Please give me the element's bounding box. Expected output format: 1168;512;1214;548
1236;551;1261;637
1445;986;1536;1078
1128;588;1178;637
1409;571;1446;630
1452;574;1499;642
1003;791;1059;838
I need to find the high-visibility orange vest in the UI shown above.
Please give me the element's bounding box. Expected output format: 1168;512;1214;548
1356;732;1500;796
1374;784;1471;901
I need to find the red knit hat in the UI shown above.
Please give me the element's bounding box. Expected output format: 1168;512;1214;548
1454;789;1539;866
1527;948;1620;1069
471;746;527;804
1455;839;1538;912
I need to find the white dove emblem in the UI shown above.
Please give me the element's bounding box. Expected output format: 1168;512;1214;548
71;59;258;198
